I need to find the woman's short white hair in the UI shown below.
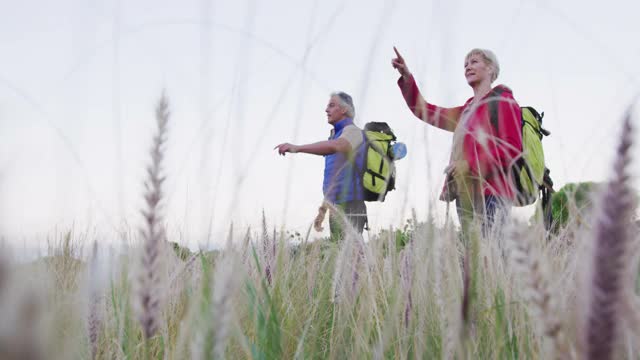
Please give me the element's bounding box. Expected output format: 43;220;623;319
465;48;500;82
331;91;355;118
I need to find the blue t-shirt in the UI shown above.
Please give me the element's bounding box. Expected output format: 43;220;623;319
323;118;366;203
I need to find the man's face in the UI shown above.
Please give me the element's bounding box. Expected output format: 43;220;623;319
325;95;347;124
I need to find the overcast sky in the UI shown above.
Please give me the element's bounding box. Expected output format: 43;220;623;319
1;0;639;249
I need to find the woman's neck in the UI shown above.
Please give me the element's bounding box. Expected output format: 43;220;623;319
472;81;493;102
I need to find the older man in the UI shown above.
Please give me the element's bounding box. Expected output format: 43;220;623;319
275;91;367;240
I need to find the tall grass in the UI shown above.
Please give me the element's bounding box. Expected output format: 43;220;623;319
581;111;636;360
0;98;637;359
136;92;170;344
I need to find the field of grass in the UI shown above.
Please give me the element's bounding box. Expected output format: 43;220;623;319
0;96;638;360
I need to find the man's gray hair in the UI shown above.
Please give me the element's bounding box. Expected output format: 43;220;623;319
331;91;355;118
465;48;500;82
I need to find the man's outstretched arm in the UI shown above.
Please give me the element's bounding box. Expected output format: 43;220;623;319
275;138;351;156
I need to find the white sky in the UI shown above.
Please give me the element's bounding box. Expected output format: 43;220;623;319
1;0;639;249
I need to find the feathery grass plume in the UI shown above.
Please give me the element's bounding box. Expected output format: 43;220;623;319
182;250;216;360
190;334;205;360
381;226;395;288
619;239;640;352
260;210;274;285
507;224;565;358
328;200;366;301
460;219;482;341
582;110;636;360
350;234;365;296
271;227;277;281
460;222;481;328
0;287;44;360
438;223;463;359
461;253;471;326
211;226;240;359
0;242;7;298
400;247;413;329
169;251;199;289
331;212;362;303
87;241;102;360
304;238;324;301
241;227;252;265
136;91;170;340
331;235;350;303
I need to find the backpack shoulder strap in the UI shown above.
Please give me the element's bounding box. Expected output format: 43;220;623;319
488;87;507;132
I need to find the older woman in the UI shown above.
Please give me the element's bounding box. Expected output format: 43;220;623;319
392;47;522;233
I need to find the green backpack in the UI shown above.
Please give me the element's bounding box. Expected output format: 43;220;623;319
489;92;554;211
512;106;551;206
362;122;397;202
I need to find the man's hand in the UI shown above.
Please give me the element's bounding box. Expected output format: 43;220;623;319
313;202;328;232
391;46;411;79
274;139;350;156
274;143;299;155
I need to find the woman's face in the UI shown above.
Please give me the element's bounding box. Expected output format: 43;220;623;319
464;53;493;87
